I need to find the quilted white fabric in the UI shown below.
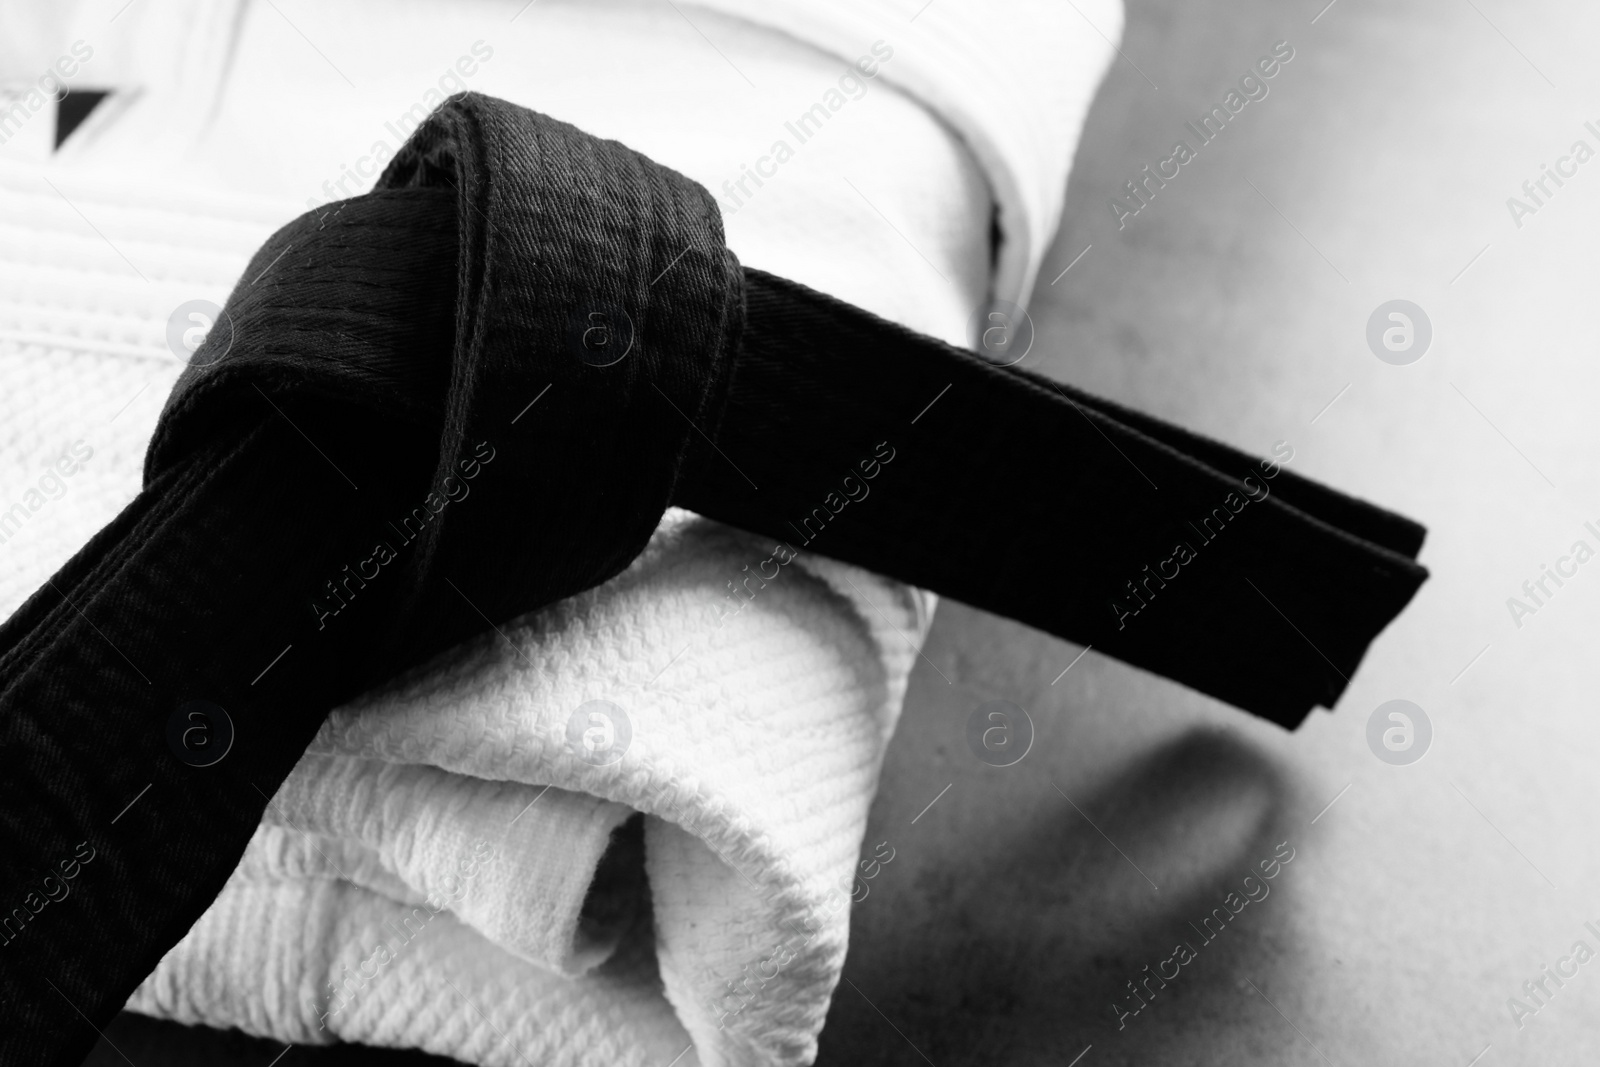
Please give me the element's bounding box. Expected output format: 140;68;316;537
128;513;926;1067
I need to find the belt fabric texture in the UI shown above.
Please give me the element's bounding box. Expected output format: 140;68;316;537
0;92;1427;1065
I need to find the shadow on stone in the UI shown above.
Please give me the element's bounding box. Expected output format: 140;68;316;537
817;725;1301;1066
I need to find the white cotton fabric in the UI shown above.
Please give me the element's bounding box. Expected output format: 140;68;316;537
0;1;1117;1064
129;515;927;1067
256;757;639;978
691;0;1124;310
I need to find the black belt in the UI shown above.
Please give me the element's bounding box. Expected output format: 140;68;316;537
0;93;1425;1065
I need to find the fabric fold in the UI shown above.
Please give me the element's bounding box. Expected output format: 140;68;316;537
127;510;927;1067
259;757;640;976
685;0;1124;310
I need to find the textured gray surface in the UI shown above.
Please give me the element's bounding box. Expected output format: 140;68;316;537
820;1;1600;1064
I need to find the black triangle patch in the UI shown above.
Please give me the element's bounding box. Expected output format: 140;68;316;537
55;90;110;150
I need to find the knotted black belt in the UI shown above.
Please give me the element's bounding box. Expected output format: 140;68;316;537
0;93;1426;1065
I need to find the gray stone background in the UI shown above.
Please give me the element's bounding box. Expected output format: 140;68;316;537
820;1;1600;1064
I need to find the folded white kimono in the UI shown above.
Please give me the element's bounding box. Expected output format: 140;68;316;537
0;1;1118;1063
129;514;928;1067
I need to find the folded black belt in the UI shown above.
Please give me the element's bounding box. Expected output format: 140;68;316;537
0;93;1425;1065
